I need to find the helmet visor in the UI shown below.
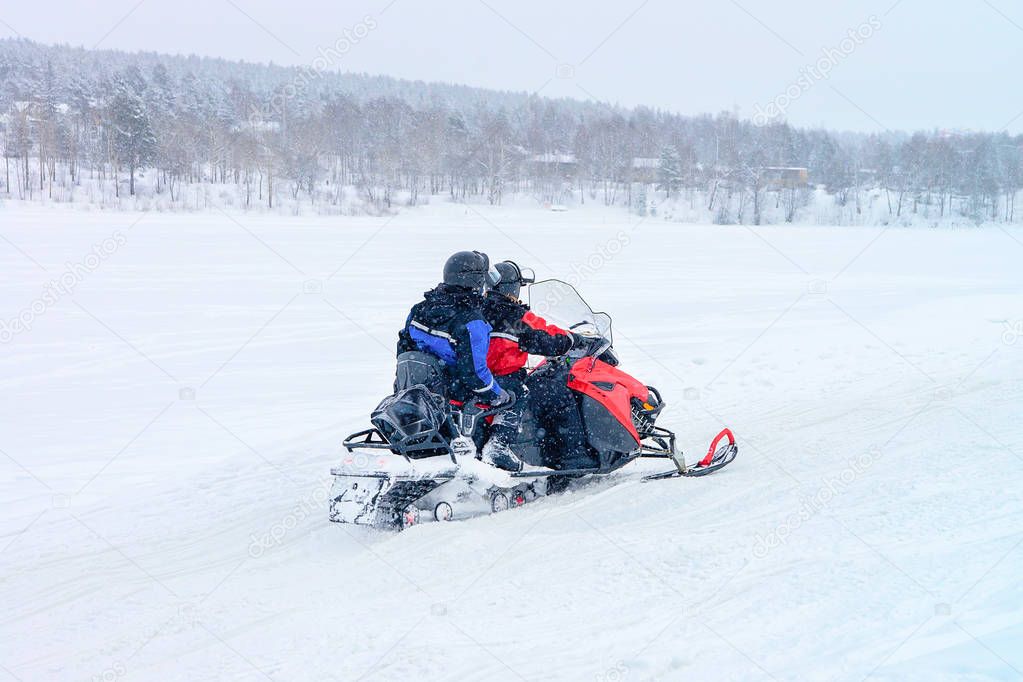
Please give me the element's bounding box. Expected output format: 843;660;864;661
501;261;536;286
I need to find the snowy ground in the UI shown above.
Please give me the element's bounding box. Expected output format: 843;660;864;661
1;201;1021;681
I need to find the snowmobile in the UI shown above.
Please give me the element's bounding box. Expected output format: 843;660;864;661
328;279;737;530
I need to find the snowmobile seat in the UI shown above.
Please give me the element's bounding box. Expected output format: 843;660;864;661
394;351;447;395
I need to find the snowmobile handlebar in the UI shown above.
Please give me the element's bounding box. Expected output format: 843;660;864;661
449;391;516;441
567;333;612;359
448;391;517;435
464;389;516;418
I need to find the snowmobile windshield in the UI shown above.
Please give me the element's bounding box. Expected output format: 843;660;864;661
527;280;613;353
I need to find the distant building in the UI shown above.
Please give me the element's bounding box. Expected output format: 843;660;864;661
762;166;809;190
531;152;577;177
857;168;879;184
937;128;975;139
630;157;660;183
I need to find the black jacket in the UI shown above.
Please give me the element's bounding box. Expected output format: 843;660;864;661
397;284;503;400
483;295;575;358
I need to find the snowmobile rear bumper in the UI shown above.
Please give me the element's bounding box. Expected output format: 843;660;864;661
343;426;455;459
341;428;394;451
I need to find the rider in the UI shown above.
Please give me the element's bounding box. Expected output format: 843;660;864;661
396;251;511;409
481;261;589;472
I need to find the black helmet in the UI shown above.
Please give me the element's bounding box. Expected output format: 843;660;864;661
486;260;535;299
443;251;489;291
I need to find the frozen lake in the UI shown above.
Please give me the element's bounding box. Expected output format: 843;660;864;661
1;202;1021;680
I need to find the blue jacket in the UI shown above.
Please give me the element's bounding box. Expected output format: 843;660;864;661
396;284;504;401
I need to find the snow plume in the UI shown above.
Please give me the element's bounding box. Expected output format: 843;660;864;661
248;15;378;130
752;15;882;127
0;231;127;344
751;445;884;559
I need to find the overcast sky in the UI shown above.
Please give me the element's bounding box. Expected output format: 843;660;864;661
2;0;1022;134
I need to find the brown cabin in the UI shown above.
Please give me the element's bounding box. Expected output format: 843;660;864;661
762;167;809;190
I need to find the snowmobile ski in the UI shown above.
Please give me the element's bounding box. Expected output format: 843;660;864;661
644;428;738;480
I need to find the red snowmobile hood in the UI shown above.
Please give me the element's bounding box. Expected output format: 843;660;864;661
567;358;649;445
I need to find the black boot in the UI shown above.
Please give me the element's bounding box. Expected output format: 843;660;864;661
481;435;523;472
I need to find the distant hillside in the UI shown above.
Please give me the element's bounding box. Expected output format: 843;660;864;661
1;38;1020;225
0;38;611;119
